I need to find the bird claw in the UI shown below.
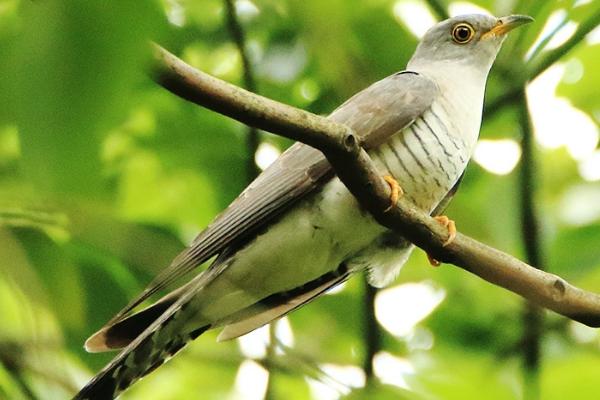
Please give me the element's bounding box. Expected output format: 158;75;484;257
427;215;456;266
383;175;403;212
427;253;442;267
434;215;456;246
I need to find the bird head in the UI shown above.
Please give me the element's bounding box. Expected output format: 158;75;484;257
408;14;533;73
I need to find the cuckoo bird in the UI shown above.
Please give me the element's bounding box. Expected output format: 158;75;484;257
75;13;533;399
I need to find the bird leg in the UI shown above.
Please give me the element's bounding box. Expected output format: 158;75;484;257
427;215;457;267
383;175;403;212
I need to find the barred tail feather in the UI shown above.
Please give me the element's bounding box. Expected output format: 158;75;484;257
74;271;218;400
75;304;210;400
75;260;350;398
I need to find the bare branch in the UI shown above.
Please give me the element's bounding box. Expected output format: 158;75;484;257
150;44;600;328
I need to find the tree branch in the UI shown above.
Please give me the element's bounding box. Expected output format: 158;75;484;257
150;44;600;328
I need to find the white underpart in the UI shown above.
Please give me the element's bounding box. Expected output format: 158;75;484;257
353;241;414;288
185;179;387;328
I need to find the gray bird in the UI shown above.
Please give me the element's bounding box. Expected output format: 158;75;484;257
75;13;532;399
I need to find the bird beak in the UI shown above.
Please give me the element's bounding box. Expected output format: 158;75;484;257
481;15;534;40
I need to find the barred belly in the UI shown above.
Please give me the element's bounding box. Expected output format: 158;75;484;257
369;101;473;212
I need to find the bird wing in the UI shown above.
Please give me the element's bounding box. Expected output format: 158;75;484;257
75;71;438;399
101;71;438;327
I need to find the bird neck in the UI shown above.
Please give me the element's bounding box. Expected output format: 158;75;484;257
407;58;489;96
408;60;490;148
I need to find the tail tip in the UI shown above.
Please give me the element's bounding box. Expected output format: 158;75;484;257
84;328;112;353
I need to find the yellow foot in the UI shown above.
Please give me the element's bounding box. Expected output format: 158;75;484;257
434;215;456;247
383;175;404;212
426;215;457;267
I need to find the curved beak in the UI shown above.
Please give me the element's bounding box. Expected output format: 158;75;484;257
481;15;534;40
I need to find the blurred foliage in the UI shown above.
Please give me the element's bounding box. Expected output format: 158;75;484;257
0;0;599;399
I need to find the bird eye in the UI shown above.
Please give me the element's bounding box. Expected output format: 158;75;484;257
452;23;475;44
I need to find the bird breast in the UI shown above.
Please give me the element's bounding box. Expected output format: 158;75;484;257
369;98;477;213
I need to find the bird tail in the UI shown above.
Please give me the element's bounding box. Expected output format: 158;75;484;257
75;302;210;399
74;260;350;399
75;323;210;400
74;271;215;400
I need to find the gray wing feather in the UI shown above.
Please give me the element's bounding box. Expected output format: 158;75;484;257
106;71;438;324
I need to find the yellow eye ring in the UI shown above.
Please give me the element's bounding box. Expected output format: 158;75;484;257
452;23;475;44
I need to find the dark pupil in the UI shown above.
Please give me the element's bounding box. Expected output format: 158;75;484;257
456;27;470;40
